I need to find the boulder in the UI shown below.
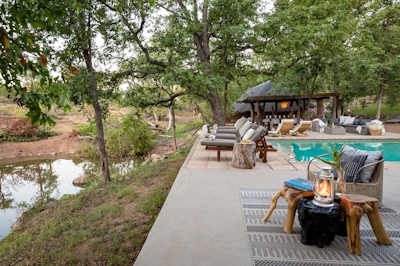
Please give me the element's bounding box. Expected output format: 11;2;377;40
73;174;89;187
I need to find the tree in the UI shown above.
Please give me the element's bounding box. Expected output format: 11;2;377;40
0;0;71;125
347;0;400;120
259;0;361;118
107;0;265;125
49;0;113;184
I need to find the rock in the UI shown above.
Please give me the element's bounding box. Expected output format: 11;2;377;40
73;174;89;187
69;129;79;137
151;153;165;163
11;217;22;231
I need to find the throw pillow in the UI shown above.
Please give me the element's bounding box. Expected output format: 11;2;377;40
339;115;350;124
251;123;259;130
353;119;361;125
234;117;245;130
242;128;255;140
342;154;368;182
343;146;383;183
238;121;252;137
343;117;355;125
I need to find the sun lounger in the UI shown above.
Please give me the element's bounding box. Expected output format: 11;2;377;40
268;119;295;137
289;120;312;136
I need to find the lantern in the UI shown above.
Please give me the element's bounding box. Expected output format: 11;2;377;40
312;166;334;207
288;146;296;162
280;101;289;109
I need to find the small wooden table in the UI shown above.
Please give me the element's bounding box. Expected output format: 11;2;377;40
339;194;392;255
231;142;256;169
262;185;314;233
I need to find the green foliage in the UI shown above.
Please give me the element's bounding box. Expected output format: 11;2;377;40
75;120;97;136
76;115;155;157
0;1;71;126
105;116;155;157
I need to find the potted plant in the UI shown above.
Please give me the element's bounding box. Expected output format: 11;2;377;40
315;144;352;194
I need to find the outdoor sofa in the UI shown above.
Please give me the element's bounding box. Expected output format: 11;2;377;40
313;117;376;135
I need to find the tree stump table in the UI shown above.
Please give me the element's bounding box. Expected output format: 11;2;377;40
262;185;314;233
231;142;256;169
297;198;341;248
339;194;392;255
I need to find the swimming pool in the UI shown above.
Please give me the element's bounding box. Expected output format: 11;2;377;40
269;140;400;162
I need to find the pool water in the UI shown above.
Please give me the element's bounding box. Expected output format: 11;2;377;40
270;140;400;162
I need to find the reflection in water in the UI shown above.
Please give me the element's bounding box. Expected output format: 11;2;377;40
0;156;139;240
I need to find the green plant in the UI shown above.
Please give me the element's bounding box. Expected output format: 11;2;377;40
75;120;97;136
316;144;356;194
104;116;155;157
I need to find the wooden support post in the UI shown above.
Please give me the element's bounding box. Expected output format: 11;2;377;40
317;98;324;118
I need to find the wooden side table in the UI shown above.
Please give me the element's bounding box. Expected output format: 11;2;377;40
339;194;392;255
262;185;314;233
231;142;256;169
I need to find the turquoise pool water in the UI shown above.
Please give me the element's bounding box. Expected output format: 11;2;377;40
269;140;400;162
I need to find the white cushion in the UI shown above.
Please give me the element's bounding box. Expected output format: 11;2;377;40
238;121;252;137
234;117;245;130
339;115;349;124
242;128;255;140
343;116;355;125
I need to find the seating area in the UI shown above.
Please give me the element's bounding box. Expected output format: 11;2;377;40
200;119;277;163
307;145;385;206
312;116;383;135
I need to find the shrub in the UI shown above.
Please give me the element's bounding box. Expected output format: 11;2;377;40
75;120;97;136
5;118;38;137
105;116;155;157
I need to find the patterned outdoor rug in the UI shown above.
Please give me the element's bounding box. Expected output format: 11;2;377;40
239;189;400;266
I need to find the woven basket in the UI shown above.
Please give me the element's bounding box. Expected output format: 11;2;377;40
370;128;382;136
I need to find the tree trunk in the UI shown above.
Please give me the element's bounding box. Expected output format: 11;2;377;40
297;98;301;119
250;103;255;121
256;101;263;125
317;98;324;118
205;89;225;125
170;103;177;152
223;82;228;121
167;106;173;132
336;97;342;118
82;41;110;184
376;84;384;120
332;95;338;118
153;108;159;122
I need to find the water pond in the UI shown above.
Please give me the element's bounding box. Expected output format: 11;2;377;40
0;155;141;240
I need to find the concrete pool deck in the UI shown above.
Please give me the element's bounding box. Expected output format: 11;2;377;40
134;128;400;266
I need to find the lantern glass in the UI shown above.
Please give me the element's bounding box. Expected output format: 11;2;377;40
312;166;334;207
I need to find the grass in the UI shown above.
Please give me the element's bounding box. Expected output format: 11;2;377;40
0;135;196;265
351;103;400;118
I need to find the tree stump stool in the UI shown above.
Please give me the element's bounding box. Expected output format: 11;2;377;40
262;185;314;233
297;198;341;248
339;194;392;255
231;142;256;169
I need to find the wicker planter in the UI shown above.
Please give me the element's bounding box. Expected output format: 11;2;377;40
369;128;382;136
